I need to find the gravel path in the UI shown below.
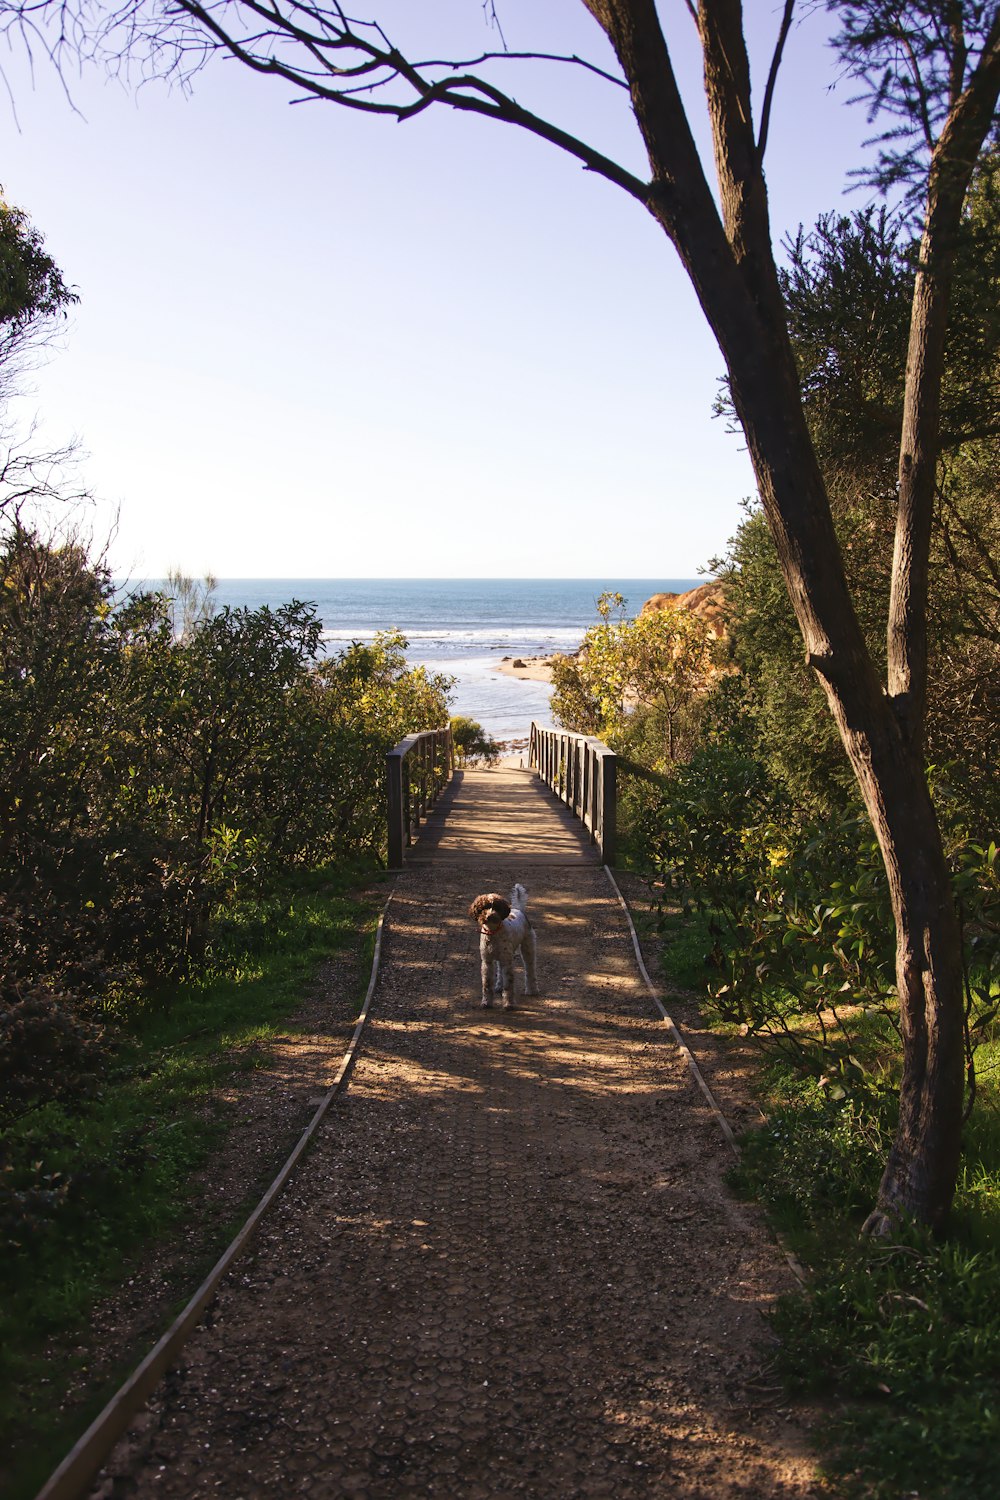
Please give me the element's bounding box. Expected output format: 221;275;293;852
93;864;824;1499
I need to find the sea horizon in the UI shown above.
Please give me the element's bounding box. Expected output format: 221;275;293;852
123;576;705;740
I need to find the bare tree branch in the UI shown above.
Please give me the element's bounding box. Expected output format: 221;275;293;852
757;0;796;162
155;0;650;199
0;421;93;519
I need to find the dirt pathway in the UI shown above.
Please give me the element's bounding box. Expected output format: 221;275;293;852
92;864;823;1499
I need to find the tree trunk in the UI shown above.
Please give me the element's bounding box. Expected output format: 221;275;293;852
585;0;971;1229
726;337;966;1234
856;750;965;1232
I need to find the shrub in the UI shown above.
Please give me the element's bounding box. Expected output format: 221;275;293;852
450;715;500;767
0;532;453;1109
0;986;108;1119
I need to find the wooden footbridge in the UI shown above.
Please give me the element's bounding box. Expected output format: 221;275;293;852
386;722;619;867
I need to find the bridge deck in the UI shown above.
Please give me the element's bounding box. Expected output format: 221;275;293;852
405;765;599;865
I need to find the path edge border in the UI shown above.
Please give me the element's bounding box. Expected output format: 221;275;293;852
602;865;739;1156
603;865;807;1287
32;889;395;1500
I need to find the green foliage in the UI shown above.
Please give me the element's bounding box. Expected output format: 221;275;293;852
307;631;453;854
638;739;998;1094
0;194;75;336
615;768;672;871
642;741;781;922
737;1082;891;1236
776;1215;1000;1495
779;205;911;493
0;989;108;1115
550;590;718;767
733;1069;1000;1498
831;4;1000;209
712;174;1000;830
706;823;898;1076
775;1236;1000;1499
0;530;451;1116
450;714;500;767
711;505;879;815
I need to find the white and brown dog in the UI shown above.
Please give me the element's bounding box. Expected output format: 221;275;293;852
468;882;539;1010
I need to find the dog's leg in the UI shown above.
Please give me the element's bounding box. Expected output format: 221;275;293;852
501;960;517;1010
493;959;503;995
521;928;539;996
480;950;494;1008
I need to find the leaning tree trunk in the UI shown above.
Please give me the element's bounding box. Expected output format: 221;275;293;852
854;740;966;1232
726;338;967;1235
582;0;974;1229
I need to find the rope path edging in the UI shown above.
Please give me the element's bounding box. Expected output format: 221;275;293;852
33;890;395;1500
35;864;807;1500
603;865;807;1288
603;865;739;1156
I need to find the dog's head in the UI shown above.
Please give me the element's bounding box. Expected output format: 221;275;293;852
468;892;511;932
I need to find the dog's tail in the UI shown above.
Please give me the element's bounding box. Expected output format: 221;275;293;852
510;882;528;913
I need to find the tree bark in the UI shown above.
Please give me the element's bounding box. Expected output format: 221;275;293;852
888;20;1000;742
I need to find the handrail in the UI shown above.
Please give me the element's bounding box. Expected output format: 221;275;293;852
386;725;454;867
528;722;617;865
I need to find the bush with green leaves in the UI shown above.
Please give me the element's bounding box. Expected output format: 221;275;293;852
550;589;718;767
0;532;452;1112
773;1219;1000;1497
640;739;998;1089
735;1082;1000;1497
450;715;500;767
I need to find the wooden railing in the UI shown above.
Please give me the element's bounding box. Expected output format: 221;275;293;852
529;723;617;864
386;726;454;867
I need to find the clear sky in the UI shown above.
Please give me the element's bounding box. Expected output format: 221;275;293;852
2;2;874;579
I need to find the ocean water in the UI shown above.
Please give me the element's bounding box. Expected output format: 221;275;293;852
141;577;701;743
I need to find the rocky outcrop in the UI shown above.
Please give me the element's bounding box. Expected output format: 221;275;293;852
640;580;726;638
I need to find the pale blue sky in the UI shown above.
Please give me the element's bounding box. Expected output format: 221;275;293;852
3;2;873;578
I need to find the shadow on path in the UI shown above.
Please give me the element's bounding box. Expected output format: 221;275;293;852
99;865;822;1498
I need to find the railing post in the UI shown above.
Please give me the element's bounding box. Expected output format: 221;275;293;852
418;737;427;820
599;750;617;866
386;748;405;868
583;743;593;838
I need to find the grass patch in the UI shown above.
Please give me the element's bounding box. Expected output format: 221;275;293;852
0;863;384;1500
731;1026;1000;1498
773;1229;1000;1498
650;905;716;992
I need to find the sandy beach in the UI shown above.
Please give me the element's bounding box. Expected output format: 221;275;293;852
495;653;556;685
488;654;559;765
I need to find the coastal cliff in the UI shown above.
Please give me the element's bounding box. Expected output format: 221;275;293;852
639;580;726;638
496;580;726;685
